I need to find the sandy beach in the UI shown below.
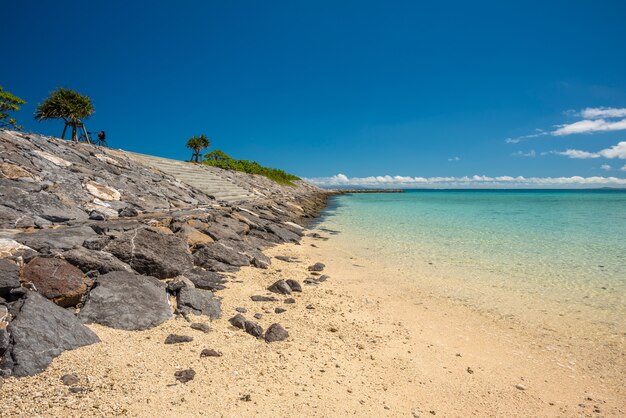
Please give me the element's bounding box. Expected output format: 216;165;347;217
1;229;624;417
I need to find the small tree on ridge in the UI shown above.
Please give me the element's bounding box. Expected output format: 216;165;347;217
186;134;210;162
34;87;94;142
0;86;26;130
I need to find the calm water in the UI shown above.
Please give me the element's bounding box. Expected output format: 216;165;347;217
317;190;626;335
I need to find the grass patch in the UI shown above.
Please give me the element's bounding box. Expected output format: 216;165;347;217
202;150;300;186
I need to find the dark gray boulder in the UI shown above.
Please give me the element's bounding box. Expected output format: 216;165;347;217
176;287;221;320
308;262;326;272
268;280;292;295
0;260;20;298
244;320;264;338
250;295;278;302
229;313;246;329
117;207;138;218
182;267;226;291
200;348;222;357
104;228;193;279
174;369;195;383
193;242;250;268
79;271;172;330
265;323;289;342
62;248;132;275
266;224;300;243
1;189;88;224
3;291;100;377
14;226;97;254
164;334;193;344
285;279;302;292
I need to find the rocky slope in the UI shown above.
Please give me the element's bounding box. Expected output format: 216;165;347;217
0;129;329;377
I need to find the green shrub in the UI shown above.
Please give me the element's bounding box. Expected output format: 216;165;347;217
203;150;300;185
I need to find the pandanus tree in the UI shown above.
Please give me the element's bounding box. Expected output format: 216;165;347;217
34;87;94;143
186;134;210;162
0;86;26;130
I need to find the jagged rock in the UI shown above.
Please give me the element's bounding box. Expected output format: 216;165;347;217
2;291;99;377
164;334;193;344
235;307;247;313
229;313;246;329
195;258;240;273
266;224;300;243
244;320;264;338
176;287;221;319
250;295;278;302
284;298;296;304
252;257;270;269
275;307;286;314
79;271;172;330
182;267;226;291
0;259;20;298
308;262;326;272
82;235;112;251
203;224;242;242
14;226;97;254
174;369;195;383
62;248;132;275
176;225;213;248
268;280;292;295
117;207;138;218
1;189;88;224
200;348;222;357
254;313;263;320
84;181;121;201
193;242;250;268
265;323;289;342
104;228;192;279
190;323;211;333
0;238;36;260
88;210;107;221
166;276;194;293
22;257;89;307
285;279;302;292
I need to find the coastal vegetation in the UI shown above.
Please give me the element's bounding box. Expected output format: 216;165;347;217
203;149;300;185
34;88;94;142
186;134;210;162
0;86;26;130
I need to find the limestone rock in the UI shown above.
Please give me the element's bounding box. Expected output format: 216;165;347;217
22;257;89;307
193;242;250;268
268;280;292;295
265;323;289;342
79;271;172;330
182;267;226;291
62;248;133;275
84;181;121;201
176;287;221;320
104;228;192;279
3;291;99;377
14;226;97;254
0;259;21;298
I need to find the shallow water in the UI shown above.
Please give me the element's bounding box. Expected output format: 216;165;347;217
317;190;626;337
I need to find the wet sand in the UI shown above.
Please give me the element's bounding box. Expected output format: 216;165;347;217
1;232;624;417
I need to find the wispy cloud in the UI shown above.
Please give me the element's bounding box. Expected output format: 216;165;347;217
512;150;536;157
448;156;461;161
507;107;626;142
556;141;626;159
305;173;626;188
601;164;612;171
621;165;626;172
553;118;626;136
580;107;626;119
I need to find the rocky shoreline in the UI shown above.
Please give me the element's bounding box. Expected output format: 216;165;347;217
0;129;331;379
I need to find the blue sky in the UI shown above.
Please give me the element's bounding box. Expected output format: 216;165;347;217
2;0;626;187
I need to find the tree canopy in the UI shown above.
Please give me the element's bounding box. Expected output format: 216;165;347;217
0;86;26;130
186;134;210;162
34;88;94;123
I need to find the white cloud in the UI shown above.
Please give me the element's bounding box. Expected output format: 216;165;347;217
305;173;626;188
553;118;626;136
448;156;461;161
621;165;626;172
512;150;536;157
601;164;612;171
556;141;626;160
580;107;626;119
506;107;626;142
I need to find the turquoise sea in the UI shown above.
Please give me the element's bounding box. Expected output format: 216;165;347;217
317;190;626;336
